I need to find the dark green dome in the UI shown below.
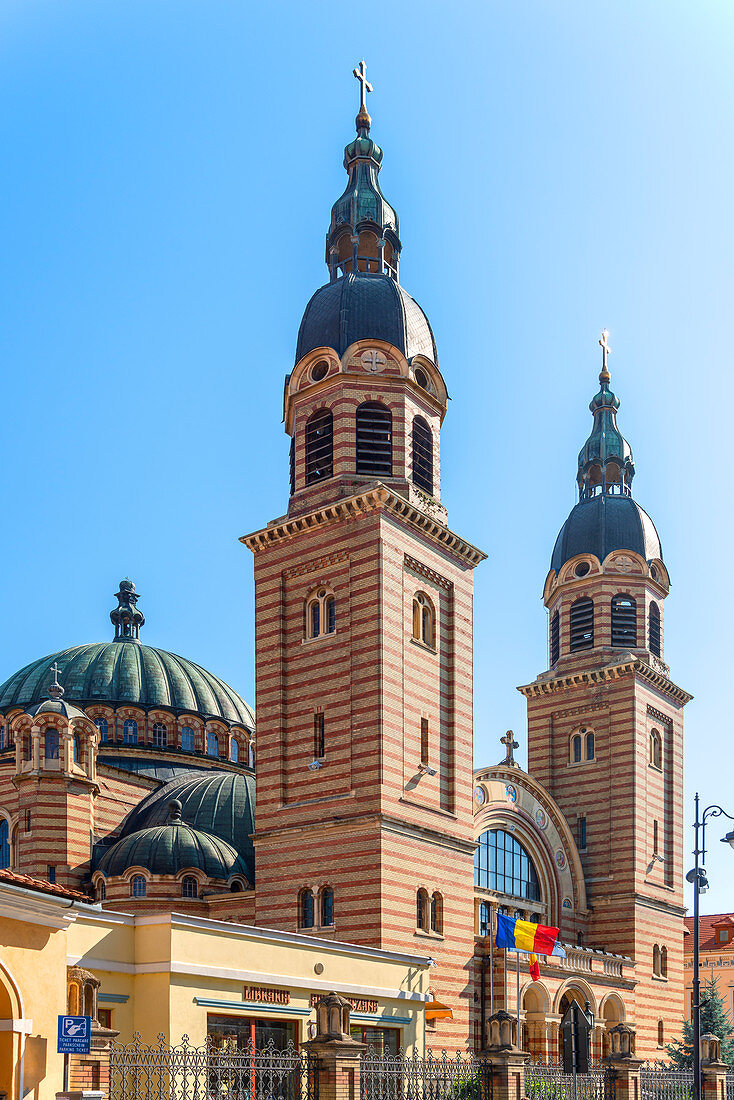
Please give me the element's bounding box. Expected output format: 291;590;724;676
97;802;248;880
551;494;662;574
118;770;256;881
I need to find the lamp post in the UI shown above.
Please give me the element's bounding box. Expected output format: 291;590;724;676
685;793;734;1100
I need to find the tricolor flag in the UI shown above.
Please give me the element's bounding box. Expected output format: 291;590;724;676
495;913;567;981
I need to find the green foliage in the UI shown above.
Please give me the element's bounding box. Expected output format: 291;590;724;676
666;974;734;1067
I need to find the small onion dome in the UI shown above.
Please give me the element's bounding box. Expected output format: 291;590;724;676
117;770;255;881
26;697;87;721
551;495;663;574
96;800;248;880
296;273;437;365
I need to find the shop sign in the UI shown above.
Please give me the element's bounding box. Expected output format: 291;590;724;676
243;986;291;1005
310;994;379;1014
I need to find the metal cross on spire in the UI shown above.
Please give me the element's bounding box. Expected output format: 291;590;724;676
49;661;64;699
599;329;611;380
500;730;519;767
353;59;373;130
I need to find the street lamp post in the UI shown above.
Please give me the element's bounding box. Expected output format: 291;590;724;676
686;793;734;1100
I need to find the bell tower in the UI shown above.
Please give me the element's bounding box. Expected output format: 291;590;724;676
243;66;485;1049
519;334;691;1058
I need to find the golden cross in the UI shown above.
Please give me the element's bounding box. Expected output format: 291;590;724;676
599;330;611;375
353;59;373;114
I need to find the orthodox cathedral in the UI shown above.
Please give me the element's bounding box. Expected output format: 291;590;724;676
0;70;691;1061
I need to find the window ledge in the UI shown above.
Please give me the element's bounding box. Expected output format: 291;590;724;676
414;928;444;941
301;632;338;646
648;763;663;773
568;760;595;768
409;638;437;655
651;974;668;983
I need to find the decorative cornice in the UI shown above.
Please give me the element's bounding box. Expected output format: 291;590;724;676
403;554;453;590
517;658;692;707
646;704;673;726
241;486;486;568
284;550;351;579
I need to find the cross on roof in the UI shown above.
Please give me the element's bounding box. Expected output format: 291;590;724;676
599;330;611;377
49;661;64;699
500;730;519;766
353;59;373;115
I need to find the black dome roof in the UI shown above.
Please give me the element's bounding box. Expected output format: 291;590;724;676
296;274;437;365
551;494;662;574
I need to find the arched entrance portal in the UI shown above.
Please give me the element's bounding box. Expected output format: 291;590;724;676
0;960;24;1100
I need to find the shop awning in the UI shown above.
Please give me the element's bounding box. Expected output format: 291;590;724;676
425;1000;453;1021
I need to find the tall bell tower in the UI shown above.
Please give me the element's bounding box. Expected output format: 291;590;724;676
242;66;485;1049
519;334;691;1058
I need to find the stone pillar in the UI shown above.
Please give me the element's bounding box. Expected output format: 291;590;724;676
481;1010;530;1100
58;967;119;1100
701;1034;729;1100
305;993;366;1100
604;1024;642;1100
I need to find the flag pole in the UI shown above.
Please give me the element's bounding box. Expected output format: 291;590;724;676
503;948;507;1009
490;906;495;1015
516;949;520;1040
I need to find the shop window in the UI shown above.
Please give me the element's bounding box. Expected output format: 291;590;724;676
152;722;167;748
350;1025;400;1055
305;409;333;485
182;875;198;899
131;875;147;898
123;719;138;744
356;402;393;477
412;593;435;648
321;886;334;927
300;889;315;929
181;726;195;752
45;728;59;760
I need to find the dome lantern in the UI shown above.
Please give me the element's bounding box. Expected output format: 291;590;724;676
110;579;145;642
576;332;635;502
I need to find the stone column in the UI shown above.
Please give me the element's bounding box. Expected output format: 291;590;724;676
481;1010;530;1100
701;1034;729;1100
305;993;366;1100
604;1024;642;1100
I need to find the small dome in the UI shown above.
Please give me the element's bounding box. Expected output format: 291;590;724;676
117;770;256;881
295;274;437;365
26;698;87;721
96;818;247;880
551;495;663;574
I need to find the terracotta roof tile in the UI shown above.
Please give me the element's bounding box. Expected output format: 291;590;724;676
0;868;90;903
684;912;734;952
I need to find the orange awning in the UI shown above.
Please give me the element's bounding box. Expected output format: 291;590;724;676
425;1000;453;1021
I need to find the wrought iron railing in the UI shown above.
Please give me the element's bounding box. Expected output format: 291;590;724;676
110;1034;319;1100
525;1061;612;1100
360;1049;492;1100
638;1064;694;1100
726;1071;734;1100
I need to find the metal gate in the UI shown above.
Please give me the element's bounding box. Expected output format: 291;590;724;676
360;1049;493;1100
110;1034;319;1100
525;1061;615;1100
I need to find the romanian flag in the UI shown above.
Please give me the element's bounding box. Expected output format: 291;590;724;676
495;913;565;981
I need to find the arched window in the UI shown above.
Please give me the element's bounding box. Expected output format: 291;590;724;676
131;875;147;898
474;829;540;901
411;417;434;494
585;731;595;760
73;734;82;764
356;402;392;478
248;742;256;769
650;729;662;769
657;1020;664;1046
305;409;333;485
479;900;492;937
95;718;108;743
300;889;315;928
152;722;167;748
570;597;594;651
416;888;429;931
207;731;219;757
45;729;59;760
313;713;325;760
649;602;661;657
412;593;435;648
571;734;582;763
661;945;668;977
0;820;9;870
182;875;198;899
550;610;560;665
430;892;443;934
321;886;334;927
123;719;138;745
611;594;637;648
181;726;195;752
305;588;336;640
653;944;661;976
98;878;106;901
230;738;239;763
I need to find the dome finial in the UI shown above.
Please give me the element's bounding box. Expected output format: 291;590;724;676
599;329;611;384
353;58;372;133
110;578;145;642
167;799;183;824
48;660;65;701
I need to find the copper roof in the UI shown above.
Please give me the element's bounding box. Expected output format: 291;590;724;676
0;867;89;903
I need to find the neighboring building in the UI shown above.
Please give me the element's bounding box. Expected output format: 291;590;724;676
684;914;734;1021
0;71;690;1070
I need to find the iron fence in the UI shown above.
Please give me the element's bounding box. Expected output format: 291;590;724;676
639;1064;694;1100
727;1071;734;1100
110;1034;319;1100
524;1061;613;1100
360;1049;492;1100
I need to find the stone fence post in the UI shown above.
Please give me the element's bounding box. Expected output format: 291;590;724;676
480;1010;530;1100
305;993;366;1100
603;1023;642;1100
701;1033;729;1100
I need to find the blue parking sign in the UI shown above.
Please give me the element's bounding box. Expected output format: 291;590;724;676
58;1015;92;1054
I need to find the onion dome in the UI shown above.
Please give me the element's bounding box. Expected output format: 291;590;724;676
117;770;255;880
296;274;437;364
0;582;254;730
551;334;664;573
110;579;145;641
96;799;248;880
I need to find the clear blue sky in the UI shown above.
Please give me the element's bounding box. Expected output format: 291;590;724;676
2;1;733;909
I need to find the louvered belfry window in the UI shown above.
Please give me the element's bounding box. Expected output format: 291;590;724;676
356;402;392;477
649;602;661;656
289;436;296;495
611;594;637;648
305;409;333;485
569;597;594;651
411;416;434;494
550;610;560;665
